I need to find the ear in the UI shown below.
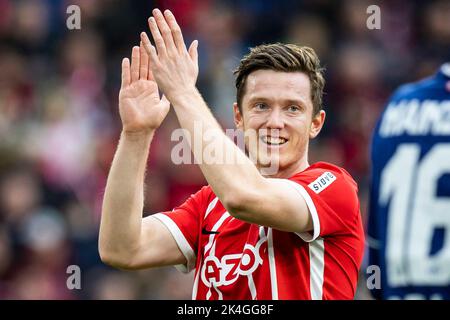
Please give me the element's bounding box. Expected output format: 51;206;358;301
309;110;326;139
233;102;244;129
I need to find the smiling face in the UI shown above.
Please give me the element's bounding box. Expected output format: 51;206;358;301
234;69;325;178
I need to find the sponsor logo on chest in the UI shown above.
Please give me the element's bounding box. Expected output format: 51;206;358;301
201;229;267;287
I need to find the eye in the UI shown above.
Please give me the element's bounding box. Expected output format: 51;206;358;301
287;105;301;112
254;103;268;111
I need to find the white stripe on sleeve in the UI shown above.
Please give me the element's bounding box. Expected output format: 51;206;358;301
309;238;325;300
267;227;279;299
152;213;196;273
282;179;321;242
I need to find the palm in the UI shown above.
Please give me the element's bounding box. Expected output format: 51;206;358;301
118;45;170;133
119;79;169;132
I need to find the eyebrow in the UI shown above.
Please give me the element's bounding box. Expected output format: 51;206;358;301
246;96;307;107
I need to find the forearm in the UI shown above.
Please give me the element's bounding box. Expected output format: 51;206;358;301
170;88;264;207
99;131;154;261
171;91;311;231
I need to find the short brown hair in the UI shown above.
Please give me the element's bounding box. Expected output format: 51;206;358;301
234;43;325;116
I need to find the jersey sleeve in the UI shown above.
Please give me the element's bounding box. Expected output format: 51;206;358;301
151;186;209;273
283;166;361;242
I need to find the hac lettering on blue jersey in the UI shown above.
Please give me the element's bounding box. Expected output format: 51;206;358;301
379;99;450;137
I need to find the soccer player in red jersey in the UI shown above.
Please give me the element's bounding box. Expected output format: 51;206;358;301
99;9;365;300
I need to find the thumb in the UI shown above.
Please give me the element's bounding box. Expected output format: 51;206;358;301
161;94;170;107
188;40;198;66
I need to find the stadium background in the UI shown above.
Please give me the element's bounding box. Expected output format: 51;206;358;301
0;0;449;299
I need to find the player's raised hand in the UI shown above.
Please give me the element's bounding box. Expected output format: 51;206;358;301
119;42;170;134
140;9;199;101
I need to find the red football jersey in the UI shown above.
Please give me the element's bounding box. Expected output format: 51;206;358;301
152;162;365;300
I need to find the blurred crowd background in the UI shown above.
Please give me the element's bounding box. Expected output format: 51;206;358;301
0;0;449;299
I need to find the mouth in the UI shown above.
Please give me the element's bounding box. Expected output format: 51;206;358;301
260;136;289;147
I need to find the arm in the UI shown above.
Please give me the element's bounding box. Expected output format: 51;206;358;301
99;43;184;270
141;9;313;233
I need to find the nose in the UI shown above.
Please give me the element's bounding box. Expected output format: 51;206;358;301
265;108;285;129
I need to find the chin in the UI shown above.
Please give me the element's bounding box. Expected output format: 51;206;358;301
255;154;283;176
264;155;303;176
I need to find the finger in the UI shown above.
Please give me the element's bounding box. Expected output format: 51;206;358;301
163;9;186;53
188;40;198;66
139;41;149;80
121;57;130;88
148;16;167;57
130;46;140;83
152;9;177;54
140;32;159;78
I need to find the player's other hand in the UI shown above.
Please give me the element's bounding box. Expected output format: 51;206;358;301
140;9;199;102
119;42;170;134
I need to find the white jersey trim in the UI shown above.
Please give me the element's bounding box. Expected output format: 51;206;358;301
192;269;200;299
152;213;196;273
282;179;321;242
203;211;230;300
309;238;325;300
247;274;257;300
205;197;219;219
193;197;220;299
267;228;279;299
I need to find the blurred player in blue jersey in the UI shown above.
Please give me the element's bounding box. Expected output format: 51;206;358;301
368;63;450;300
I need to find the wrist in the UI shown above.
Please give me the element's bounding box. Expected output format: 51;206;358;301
167;85;199;106
121;129;155;142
